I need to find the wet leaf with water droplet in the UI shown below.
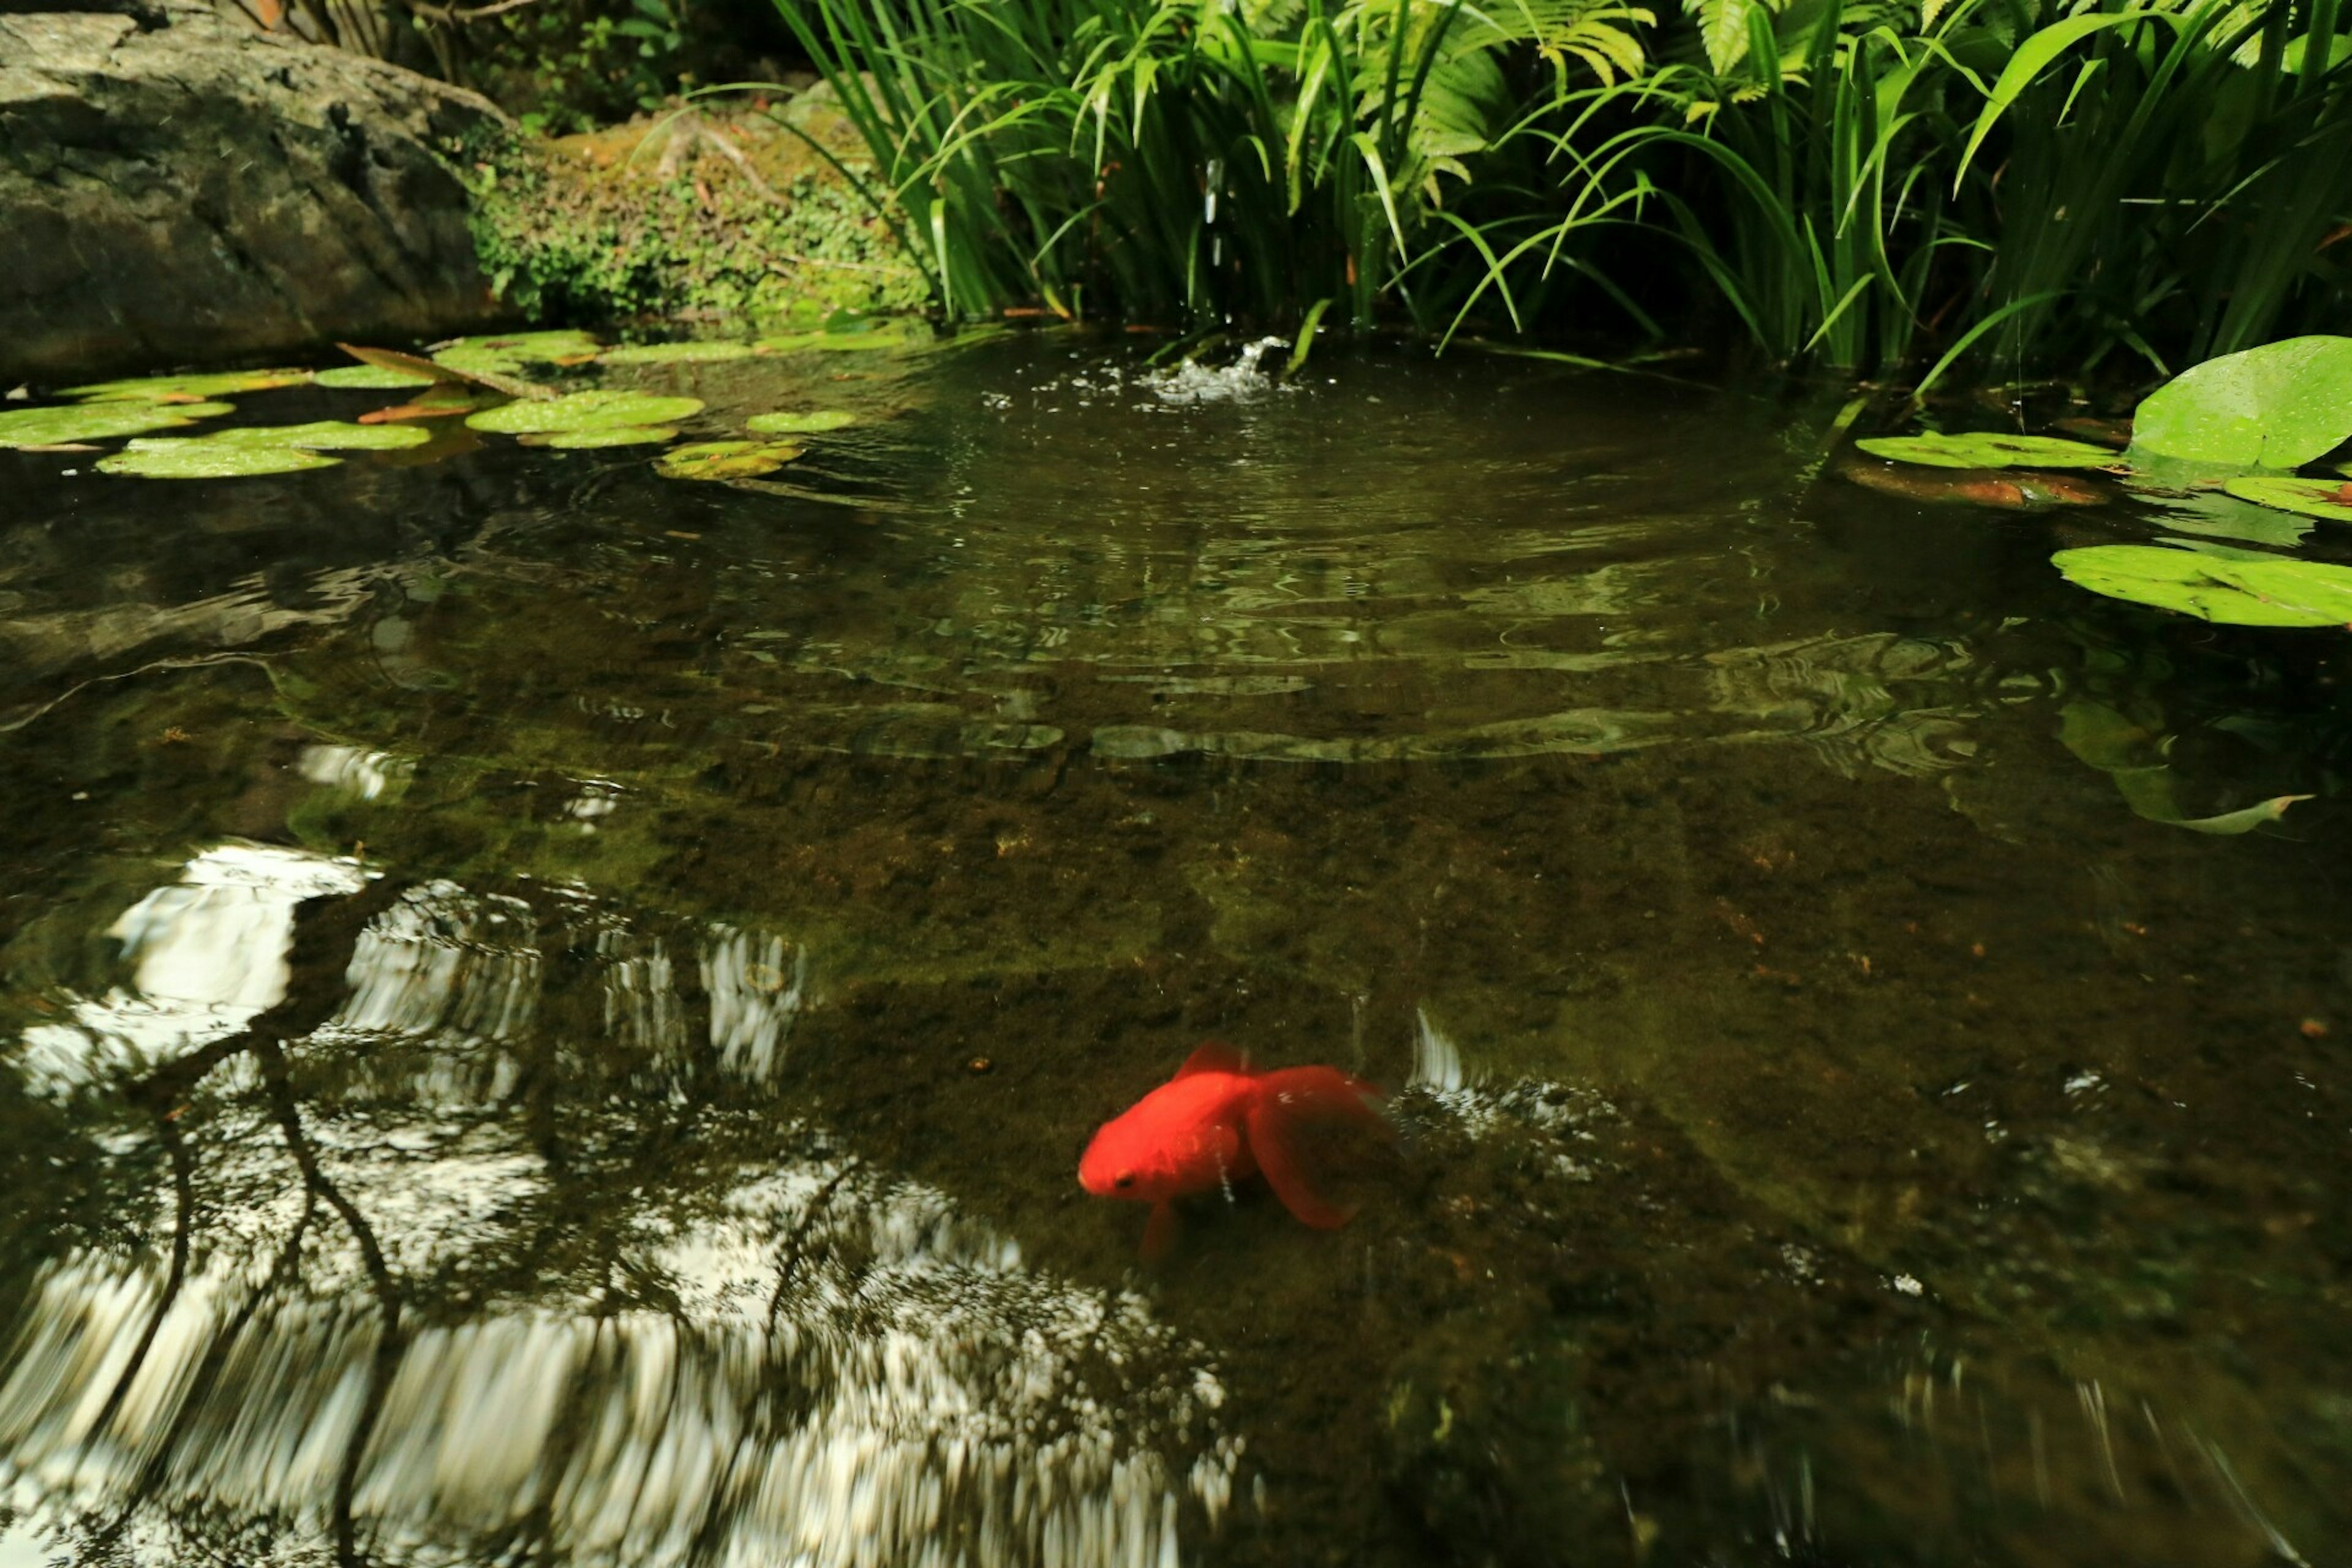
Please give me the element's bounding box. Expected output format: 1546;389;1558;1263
97;440;341;478
202;421;432;451
2129;336;2352;468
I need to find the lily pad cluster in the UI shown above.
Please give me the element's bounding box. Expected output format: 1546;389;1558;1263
98;421;431;478
656;440;806;480
0;400;238;449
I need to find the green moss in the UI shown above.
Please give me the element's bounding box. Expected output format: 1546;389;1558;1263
458;108;928;326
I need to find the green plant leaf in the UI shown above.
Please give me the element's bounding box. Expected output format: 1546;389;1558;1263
598;341;758;365
202;421;432;451
467;390;704;435
2163;794;2313;834
2128;336;2352;469
2222;476;2352;522
314;364;440;390
1855;432;2119;470
0;401;236;448
62;370;308;402
97;440;341;478
655;440;805;480
745;410;859;434
522;425;681;449
2054;543;2352;627
435;330;603;367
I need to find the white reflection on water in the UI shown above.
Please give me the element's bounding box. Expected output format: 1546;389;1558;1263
17;845;370;1096
0;1153;1235;1568
1;863;1235;1566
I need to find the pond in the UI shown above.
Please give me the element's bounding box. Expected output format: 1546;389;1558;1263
1;333;2346;1568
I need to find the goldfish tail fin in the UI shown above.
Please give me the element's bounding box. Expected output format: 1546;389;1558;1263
1246;1068;1385;1230
1142;1200;1180;1262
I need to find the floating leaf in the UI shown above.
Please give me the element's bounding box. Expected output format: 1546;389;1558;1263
467;390;704;435
314;364;439;390
0;401;236;448
98;439;340;478
337;343;551;401
63;369;308;403
2222;476;2352;521
655;439;804;480
2165;794;2313;834
433;330;602;369
522;425;680;449
202;421;431;451
598;341;756;366
1841;461;2107;508
746;409;859;435
1854;432;2119;469
2054;543;2352;627
2128;336;2352;469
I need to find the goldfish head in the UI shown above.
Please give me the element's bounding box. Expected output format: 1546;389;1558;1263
1077;1116;1157;1202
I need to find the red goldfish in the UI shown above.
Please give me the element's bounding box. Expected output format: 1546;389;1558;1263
1079;1042;1384;1258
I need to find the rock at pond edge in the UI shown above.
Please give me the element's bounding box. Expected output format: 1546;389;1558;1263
0;2;511;385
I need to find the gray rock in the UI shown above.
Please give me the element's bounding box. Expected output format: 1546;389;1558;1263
0;2;509;384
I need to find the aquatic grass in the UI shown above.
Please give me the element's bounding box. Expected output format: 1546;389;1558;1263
772;0;1653;331
771;0;2352;380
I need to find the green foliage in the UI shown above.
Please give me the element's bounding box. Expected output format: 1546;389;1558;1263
773;0;2352;380
462;121;930;323
467;0;697;136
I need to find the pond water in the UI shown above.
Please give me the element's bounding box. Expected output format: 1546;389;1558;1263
1;334;2347;1568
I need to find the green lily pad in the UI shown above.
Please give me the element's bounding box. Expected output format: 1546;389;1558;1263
62;369;309;403
432;330;602;372
202;421;431;451
746;409;860;435
314;364;440;390
0;401;236;448
1853;432;2119;469
466;390;704;436
2054;543;2352;627
97;439;341;478
2221;475;2352;521
655;439;805;480
522;424;680;449
2129;336;2352;469
598;341;757;366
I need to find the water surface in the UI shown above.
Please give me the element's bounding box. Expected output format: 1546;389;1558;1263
2;336;2347;1567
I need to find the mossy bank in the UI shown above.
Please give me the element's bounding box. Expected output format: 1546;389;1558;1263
458;90;928;330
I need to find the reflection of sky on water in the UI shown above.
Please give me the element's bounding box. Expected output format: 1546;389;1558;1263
1;848;1236;1567
18;845;370;1096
